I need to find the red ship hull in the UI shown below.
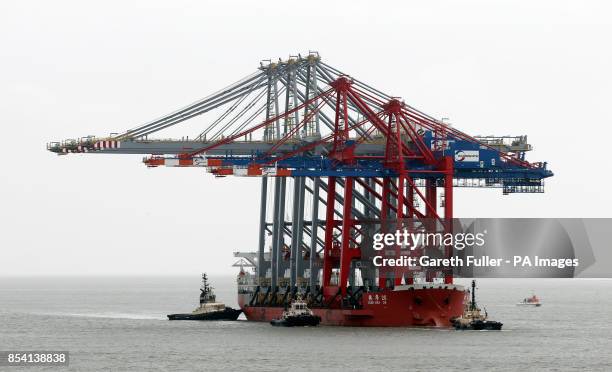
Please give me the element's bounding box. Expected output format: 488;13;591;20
239;284;465;327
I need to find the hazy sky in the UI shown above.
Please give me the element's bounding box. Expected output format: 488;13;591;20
1;0;611;276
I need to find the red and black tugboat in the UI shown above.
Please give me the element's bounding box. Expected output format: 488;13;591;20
168;273;242;321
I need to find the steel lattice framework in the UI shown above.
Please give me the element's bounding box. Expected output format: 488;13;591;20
49;53;553;304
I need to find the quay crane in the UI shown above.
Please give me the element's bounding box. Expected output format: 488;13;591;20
48;53;552;326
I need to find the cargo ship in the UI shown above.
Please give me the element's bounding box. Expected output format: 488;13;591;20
46;53;551;326
234;259;465;327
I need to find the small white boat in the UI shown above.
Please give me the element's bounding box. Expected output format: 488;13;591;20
516;294;541;307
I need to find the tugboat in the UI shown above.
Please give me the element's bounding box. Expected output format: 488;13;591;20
167;273;242;321
452;280;503;330
517;294;541;307
270;297;321;327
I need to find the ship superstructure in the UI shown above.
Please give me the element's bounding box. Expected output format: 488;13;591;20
49;53;552;327
195;273;220;310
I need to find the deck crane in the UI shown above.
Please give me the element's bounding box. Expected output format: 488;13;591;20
48;53;552;312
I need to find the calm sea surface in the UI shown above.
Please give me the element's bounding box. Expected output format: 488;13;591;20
1;276;611;371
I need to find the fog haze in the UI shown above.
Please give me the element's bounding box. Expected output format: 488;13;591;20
1;0;610;275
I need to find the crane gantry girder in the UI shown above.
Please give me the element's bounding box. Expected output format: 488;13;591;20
142;153;549;182
47;52;552;191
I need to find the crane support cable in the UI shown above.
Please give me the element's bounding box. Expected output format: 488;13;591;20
127;61;310;140
187;88;335;158
129;77;269;139
197;76;267;140
116;71;266;140
210;89;268;141
205;85;268;141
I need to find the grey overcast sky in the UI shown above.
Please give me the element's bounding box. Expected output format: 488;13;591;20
1;0;610;276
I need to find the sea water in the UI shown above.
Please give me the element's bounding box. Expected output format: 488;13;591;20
1;277;611;371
